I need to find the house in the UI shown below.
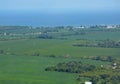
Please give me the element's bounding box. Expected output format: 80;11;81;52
85;81;92;84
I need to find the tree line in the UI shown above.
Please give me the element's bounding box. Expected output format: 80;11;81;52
73;39;120;48
45;61;96;73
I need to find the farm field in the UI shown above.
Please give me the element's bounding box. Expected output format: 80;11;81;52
0;54;109;84
0;55;78;84
0;39;119;58
0;26;120;84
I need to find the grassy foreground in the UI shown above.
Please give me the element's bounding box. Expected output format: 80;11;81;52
0;54;109;84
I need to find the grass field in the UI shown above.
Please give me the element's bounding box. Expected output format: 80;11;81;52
0;54;109;84
0;27;120;84
0;39;119;58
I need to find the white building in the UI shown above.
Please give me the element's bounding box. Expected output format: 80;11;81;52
107;25;116;29
85;81;92;84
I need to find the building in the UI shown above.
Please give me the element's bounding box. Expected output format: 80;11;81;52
85;81;92;84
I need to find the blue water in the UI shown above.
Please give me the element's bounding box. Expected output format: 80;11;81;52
0;11;120;26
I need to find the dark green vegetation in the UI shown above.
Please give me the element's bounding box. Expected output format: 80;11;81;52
78;69;120;84
73;39;120;48
45;61;96;73
0;26;120;84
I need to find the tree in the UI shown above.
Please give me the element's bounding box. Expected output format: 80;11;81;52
0;50;4;54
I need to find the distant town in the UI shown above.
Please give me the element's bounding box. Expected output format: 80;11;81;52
0;24;120;36
0;24;120;29
74;24;120;29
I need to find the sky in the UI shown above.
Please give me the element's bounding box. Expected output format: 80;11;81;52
0;0;120;26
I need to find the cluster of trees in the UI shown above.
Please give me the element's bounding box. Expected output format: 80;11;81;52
73;39;120;48
97;39;120;48
0;50;4;54
90;74;120;84
38;34;53;39
77;70;120;84
0;26;29;30
45;61;96;73
45;56;120;84
76;56;120;84
82;56;115;62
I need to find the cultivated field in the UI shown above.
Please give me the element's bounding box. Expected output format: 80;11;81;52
0;26;120;84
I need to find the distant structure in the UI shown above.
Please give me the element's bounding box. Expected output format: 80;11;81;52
4;32;7;36
73;24;120;29
75;26;85;28
85;81;92;84
107;25;116;29
101;65;104;68
112;63;117;69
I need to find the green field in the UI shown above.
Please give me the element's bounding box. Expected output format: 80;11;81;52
0;54;110;84
0;55;77;84
0;39;119;57
0;26;120;84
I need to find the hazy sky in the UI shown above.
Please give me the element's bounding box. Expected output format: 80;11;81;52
0;0;120;13
0;0;120;26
